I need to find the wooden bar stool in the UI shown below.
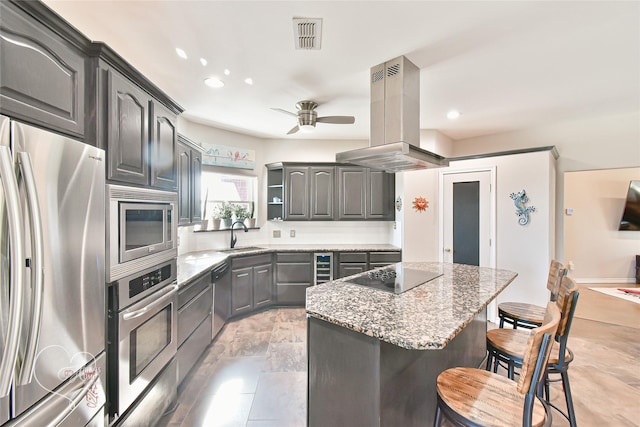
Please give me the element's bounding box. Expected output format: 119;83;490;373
434;301;561;427
498;260;565;329
486;275;579;427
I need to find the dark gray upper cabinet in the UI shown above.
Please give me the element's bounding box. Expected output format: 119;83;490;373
268;162;394;221
106;70;150;186
0;1;85;137
178;144;192;225
337;167;367;220
177;135;203;226
190;149;202;223
150;102;178;190
284;166;310;220
338;166;395;220
310;166;335;220
367;170;395;219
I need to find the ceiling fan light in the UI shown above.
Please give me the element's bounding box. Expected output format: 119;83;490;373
299;124;315;133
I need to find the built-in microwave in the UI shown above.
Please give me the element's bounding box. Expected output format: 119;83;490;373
106;184;178;282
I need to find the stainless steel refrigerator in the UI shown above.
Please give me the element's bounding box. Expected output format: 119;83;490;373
0;115;107;426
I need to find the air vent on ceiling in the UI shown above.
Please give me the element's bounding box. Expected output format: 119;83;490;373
293;18;322;50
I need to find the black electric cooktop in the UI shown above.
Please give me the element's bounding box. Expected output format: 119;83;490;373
345;264;443;294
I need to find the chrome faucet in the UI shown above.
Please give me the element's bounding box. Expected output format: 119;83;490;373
230;220;248;248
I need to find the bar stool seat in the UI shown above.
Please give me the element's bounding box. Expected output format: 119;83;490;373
436;368;548;427
498;260;565;329
435;301;561;427
487;276;579;427
487;328;571;368
498;302;546;328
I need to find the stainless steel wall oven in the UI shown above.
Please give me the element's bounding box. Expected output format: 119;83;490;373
106;184;177;282
107;259;178;422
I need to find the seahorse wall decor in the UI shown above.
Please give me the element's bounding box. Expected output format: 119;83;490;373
509;189;536;225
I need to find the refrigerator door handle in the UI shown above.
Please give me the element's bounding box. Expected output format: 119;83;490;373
0;146;25;397
16;152;45;386
46;366;100;427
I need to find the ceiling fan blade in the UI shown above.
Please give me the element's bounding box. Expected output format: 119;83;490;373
316;115;355;124
271;108;298;117
287;125;300;135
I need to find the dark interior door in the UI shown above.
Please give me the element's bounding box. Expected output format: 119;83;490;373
453;181;480;266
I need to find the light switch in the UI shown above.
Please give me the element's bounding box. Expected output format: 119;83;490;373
565;208;574;215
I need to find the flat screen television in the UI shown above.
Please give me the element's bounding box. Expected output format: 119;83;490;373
619;180;640;231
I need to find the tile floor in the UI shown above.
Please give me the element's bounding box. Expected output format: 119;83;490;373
158;284;640;427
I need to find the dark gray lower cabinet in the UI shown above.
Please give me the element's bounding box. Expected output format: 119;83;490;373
177;272;213;385
336;251;402;279
337;252;368;279
276;253;312;305
369;251;402;269
231;254;273;317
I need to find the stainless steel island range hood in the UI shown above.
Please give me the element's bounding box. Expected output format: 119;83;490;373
336;56;448;173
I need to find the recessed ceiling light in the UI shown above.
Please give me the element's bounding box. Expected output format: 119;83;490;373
244;78;253;85
204;78;224;88
224;69;231;76
447;110;461;120
200;58;208;66
175;48;187;59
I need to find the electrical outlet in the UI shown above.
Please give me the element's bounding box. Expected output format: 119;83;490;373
273;230;281;238
290;230;296;238
568;261;575;270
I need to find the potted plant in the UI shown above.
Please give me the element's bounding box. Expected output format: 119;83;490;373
234;205;251;227
246;201;256;228
214;202;234;228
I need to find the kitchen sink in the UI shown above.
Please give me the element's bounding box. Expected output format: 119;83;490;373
218;246;265;253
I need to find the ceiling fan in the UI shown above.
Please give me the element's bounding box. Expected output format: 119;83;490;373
272;100;355;135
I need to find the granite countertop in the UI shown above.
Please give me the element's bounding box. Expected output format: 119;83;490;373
305;262;517;351
176;244;401;285
177;251;229;285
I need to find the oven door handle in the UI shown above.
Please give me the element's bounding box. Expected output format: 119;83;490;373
122;284;179;321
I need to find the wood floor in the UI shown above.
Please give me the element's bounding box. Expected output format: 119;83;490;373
158;284;640;426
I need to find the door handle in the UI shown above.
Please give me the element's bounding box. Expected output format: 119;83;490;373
444;248;452;252
0;146;25;397
17;151;45;386
122;284;178;321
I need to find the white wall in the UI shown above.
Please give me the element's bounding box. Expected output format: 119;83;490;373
449;111;640;263
564;167;640;283
176;117;394;254
401;150;557;312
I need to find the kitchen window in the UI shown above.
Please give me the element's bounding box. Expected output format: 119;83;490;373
201;172;258;220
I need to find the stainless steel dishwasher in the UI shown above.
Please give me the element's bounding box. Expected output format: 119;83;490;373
211;259;231;339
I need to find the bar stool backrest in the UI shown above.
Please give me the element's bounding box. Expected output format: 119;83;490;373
517;301;561;394
555;275;579;338
547;260;565;301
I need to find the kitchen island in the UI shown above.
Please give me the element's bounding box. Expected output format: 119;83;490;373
305;261;517;427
